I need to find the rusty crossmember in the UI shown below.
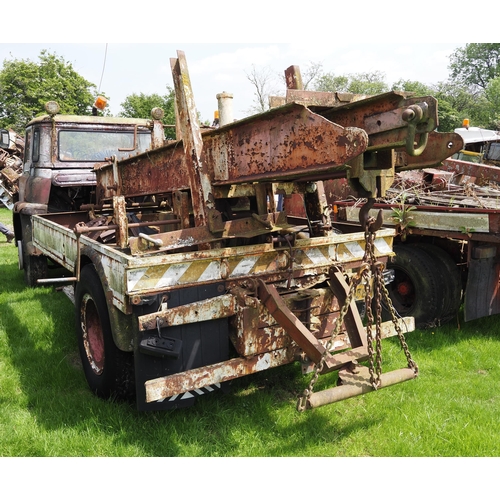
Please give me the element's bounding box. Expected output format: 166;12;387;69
307;365;417;408
145;348;296;403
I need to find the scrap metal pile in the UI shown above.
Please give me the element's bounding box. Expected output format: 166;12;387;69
0;129;24;209
384;167;500;210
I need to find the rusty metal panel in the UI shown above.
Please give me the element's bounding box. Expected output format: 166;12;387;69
203;105;369;184
144;348;295;402
32;213;80;270
230;288;337;357
345;205;490;233
95;103;369;203
138;294;237;331
464;252;500;321
125;228;395;295
441;158;500;183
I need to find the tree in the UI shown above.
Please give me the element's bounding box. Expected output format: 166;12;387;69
119;88;176;139
449;44;500;91
391;79;433;96
295;61;323;90
314;70;388;95
0;50;97;132
432;80;490;131
484;77;500;129
245;65;280;114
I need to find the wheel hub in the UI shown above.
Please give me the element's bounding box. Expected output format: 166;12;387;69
81;293;105;375
397;281;413;296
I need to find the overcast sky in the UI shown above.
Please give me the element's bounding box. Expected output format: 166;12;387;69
0;1;493;125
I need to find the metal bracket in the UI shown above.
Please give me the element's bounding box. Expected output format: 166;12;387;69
358;198;383;232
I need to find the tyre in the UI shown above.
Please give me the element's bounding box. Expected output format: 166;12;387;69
23;246;48;287
412;243;462;322
384;244;447;328
19;215;48;287
75;264;135;400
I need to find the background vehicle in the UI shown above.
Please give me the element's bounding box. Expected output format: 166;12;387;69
12;100;165;286
335;156;500;328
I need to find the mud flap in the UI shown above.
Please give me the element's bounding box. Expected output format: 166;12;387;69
133;284;230;411
464;249;500;322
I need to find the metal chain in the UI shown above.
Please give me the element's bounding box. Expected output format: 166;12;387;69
297;210;418;411
297;263;369;412
380;281;419;374
363;228;383;389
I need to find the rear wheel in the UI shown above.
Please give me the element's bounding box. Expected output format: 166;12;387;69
75;264;134;400
384;244;447;328
413;243;462;322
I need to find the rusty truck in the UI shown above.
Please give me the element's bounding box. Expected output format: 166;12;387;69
11;51;463;411
331;152;500;329
12;98;163;286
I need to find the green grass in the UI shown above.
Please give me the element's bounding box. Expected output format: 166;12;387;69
1;207;500;460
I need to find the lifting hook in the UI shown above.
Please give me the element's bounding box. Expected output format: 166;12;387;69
359;198;383;232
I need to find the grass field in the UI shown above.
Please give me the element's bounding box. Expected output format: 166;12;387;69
1;207;500;473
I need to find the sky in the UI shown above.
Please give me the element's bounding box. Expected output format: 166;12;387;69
1;0;489;126
0;42;466;124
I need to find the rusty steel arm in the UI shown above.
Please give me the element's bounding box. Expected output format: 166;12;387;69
94;103;369;204
274;77;463;163
170;51;216;228
439;157;500;182
257;276;370;373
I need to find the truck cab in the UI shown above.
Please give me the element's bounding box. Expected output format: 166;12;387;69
13;100;163;285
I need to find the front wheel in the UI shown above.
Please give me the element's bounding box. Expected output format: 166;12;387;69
75;264;134;400
18;214;48;286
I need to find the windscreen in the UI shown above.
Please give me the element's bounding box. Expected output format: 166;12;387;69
58;130;151;162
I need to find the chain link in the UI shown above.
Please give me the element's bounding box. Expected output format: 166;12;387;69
381;282;419;374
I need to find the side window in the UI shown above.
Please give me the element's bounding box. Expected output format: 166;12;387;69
24;128;32;171
0;129;9;149
32;128;40;162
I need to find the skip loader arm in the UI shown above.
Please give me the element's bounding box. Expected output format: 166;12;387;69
94;54;463;213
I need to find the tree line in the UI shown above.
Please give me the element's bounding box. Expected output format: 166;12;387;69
246;43;500;133
1;44;499;137
0;50;177;138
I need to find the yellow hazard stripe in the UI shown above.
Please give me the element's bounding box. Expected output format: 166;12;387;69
127;237;393;293
336;236;393;263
